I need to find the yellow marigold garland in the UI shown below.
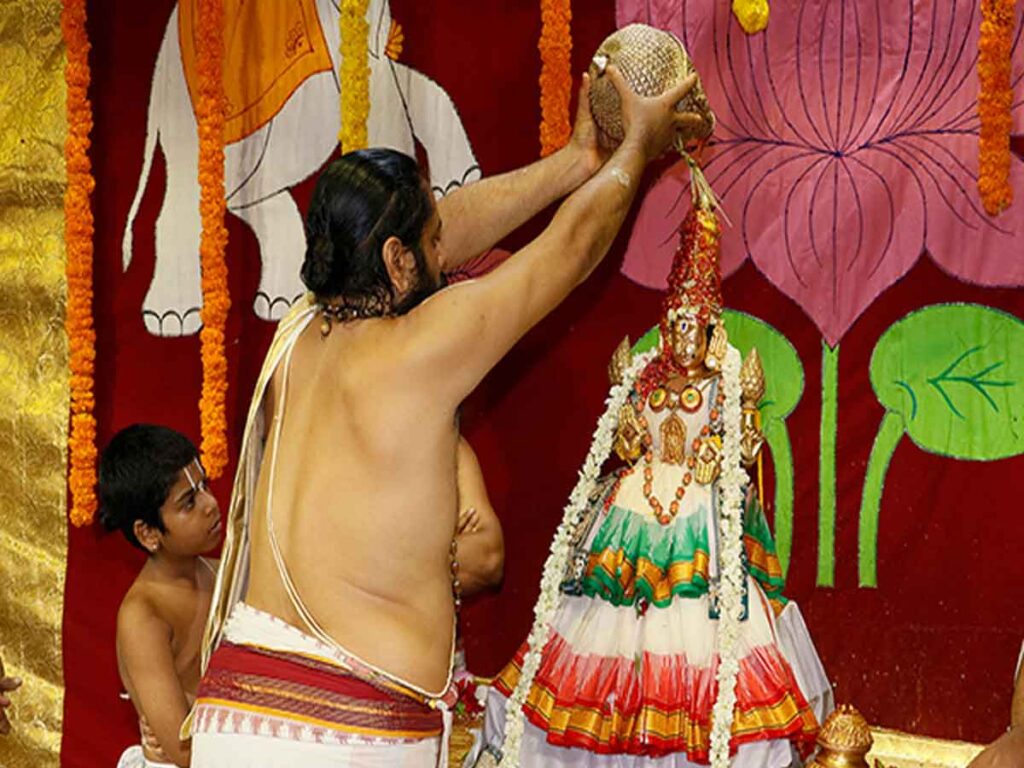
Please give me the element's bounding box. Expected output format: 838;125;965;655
62;0;98;526
196;0;230;478
539;0;573;157
978;0;1014;215
732;0;770;34
340;0;371;152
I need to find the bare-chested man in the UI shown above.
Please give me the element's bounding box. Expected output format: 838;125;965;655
191;68;702;767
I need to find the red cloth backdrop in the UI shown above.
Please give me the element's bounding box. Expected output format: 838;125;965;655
64;2;1024;766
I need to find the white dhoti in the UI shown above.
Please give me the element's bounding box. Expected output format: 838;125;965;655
190;604;446;768
115;745;176;768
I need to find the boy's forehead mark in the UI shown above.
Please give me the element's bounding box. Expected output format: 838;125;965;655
180;458;206;495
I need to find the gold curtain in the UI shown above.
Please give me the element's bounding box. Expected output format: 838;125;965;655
0;1;69;766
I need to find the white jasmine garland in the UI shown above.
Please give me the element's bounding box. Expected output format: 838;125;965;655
497;345;748;768
709;345;747;768
498;349;656;768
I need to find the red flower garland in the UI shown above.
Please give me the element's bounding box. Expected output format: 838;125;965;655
196;0;231;478
977;0;1014;215
62;0;98;526
539;0;573;157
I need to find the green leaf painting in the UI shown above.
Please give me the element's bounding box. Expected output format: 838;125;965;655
818;343;839;587
631;311;805;573
859;304;1024;586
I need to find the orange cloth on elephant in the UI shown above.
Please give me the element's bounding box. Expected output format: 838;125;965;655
178;0;333;144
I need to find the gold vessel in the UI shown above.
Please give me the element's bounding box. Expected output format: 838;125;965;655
588;23;715;148
808;705;874;768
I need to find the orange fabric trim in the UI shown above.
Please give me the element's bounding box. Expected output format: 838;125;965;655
522;668;816;754
62;0;98;526
196;0;231;479
743;535;783;582
178;0;333;145
538;0;572;156
977;0;1014;215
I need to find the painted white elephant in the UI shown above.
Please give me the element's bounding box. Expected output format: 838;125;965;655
123;0;481;336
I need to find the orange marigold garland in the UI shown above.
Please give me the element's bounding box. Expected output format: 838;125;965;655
62;0;98;526
539;0;573;157
196;0;231;478
340;0;371;152
977;0;1014;215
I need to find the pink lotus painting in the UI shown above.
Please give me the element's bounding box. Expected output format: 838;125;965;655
617;0;1024;345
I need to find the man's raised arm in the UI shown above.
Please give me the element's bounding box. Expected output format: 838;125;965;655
437;75;606;270
402;68;703;406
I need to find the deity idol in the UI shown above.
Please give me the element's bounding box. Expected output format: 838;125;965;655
472;173;832;768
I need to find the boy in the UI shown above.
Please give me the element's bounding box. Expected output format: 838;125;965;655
99;425;222;768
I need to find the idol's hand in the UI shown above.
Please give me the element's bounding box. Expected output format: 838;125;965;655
568;73;610;178
740;413;765;466
707;326;728;374
0;656;22;736
606;65;705;163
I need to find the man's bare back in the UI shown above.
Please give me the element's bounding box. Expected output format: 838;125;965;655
239;67;704;695
248;314;462;692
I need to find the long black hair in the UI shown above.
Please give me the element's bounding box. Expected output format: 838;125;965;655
301;148;433;316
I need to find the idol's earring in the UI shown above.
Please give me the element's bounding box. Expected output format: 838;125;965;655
705;323;727;370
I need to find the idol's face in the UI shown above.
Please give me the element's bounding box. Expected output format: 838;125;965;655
664;311;708;369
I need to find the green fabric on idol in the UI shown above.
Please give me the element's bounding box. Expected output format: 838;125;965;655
743;493;787;605
582;494;788;609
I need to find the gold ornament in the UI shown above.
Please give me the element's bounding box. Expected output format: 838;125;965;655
588;24;715;149
608;335;633;386
705;322;728;371
694;435;722;484
679;384;703;413
738;347;766;466
614;402;645;463
649;387;668;411
740;408;765;466
660;412;687;465
807;704;873;768
740;347;766;406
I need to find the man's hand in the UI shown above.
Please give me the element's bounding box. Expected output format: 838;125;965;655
605;66;705;163
967;726;1024;768
0;655;23;736
567;74;610;179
